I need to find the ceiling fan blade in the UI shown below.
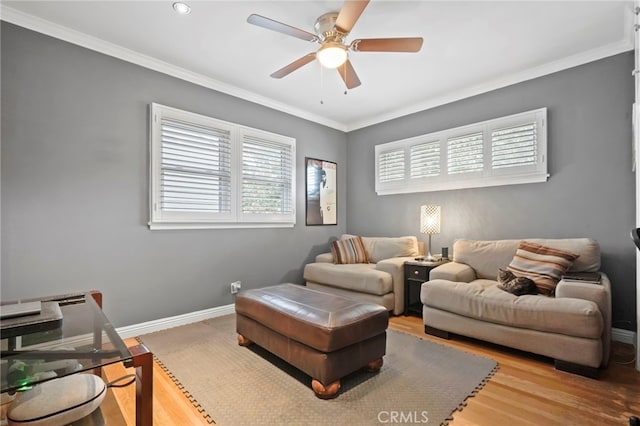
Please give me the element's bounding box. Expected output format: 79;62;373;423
247;14;318;42
271;53;317;79
336;60;361;89
351;37;424;52
335;0;370;34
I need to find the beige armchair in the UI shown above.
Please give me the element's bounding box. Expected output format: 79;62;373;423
304;235;423;315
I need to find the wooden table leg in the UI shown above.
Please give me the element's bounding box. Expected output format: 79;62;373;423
89;291;104;378
129;344;153;426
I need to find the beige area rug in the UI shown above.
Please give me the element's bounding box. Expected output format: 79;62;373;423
138;315;498;426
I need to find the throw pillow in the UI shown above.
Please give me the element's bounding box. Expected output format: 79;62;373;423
507;241;579;296
331;236;369;264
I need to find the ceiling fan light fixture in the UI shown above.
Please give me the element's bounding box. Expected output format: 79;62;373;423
317;43;347;69
172;2;191;15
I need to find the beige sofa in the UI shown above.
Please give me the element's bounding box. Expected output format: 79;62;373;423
422;238;611;378
303;235;422;315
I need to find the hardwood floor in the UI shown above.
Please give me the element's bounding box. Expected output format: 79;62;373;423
102;337;206;426
102;316;640;425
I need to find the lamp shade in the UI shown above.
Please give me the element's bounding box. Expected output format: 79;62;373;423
420;205;441;234
317;43;348;69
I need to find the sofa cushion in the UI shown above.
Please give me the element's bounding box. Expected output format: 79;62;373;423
364;236;419;263
342;234;419;263
453;239;520;279
453;238;600;280
331;236;369;264
421;279;603;339
303;263;393;295
507;241;579;296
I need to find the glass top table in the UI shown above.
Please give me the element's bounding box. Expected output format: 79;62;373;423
0;291;153;425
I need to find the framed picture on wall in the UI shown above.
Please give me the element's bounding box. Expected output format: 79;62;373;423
305;158;337;226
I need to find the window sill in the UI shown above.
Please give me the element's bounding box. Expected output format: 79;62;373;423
376;172;549;195
148;222;295;230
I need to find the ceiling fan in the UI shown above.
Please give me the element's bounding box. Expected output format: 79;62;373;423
247;0;423;89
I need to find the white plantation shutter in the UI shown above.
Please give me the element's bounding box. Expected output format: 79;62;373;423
375;108;547;195
410;141;440;178
160;119;232;213
241;133;294;217
150;104;296;229
378;149;405;183
447;132;483;174
491;122;537;169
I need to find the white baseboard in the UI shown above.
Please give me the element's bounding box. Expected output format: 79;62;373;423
612;327;637;345
116;303;235;340
116;308;637;349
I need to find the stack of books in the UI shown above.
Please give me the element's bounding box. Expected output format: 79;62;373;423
561;272;602;284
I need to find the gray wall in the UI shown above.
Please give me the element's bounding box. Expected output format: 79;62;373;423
346;52;637;331
2;22;636;332
1;23;347;327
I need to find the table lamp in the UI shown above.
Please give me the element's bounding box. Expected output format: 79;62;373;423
420;205;441;261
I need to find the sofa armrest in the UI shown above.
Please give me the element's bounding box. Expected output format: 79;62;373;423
429;262;476;282
556;273;612;367
376;257;414;315
315;253;333;263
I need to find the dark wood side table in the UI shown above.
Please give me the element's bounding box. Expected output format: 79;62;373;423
404;259;448;316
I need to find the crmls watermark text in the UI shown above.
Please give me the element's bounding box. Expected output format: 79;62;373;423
377;411;429;424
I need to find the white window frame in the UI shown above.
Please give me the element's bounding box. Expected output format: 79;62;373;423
149;103;296;230
375;108;548;195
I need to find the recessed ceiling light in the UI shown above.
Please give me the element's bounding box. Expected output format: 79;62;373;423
172;2;191;15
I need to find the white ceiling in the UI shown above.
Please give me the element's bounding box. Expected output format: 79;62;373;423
2;1;634;131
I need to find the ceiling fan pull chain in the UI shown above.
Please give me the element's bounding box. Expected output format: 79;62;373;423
343;64;348;95
320;65;324;105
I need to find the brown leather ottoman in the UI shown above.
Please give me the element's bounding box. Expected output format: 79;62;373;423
235;283;388;398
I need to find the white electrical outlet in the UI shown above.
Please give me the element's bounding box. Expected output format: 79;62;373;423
230;281;241;294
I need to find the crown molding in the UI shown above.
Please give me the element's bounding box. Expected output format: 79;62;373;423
1;5;632;134
0;5;348;132
623;1;636;52
346;37;634;132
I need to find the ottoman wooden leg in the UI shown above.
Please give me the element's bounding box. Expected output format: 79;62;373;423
364;357;384;373
237;334;253;347
311;379;341;399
